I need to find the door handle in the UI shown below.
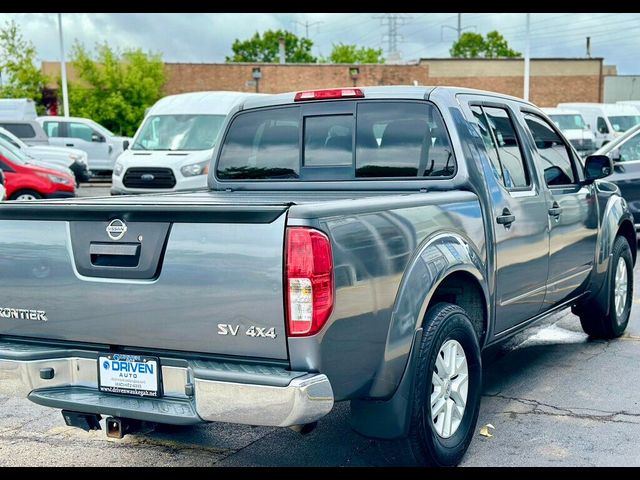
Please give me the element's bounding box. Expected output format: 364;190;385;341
548;202;562;218
496;208;516;226
66;143;74;147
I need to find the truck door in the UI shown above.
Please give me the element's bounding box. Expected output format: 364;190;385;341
521;111;598;309
467;103;550;333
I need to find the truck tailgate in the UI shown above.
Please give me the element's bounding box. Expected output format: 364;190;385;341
0;201;290;360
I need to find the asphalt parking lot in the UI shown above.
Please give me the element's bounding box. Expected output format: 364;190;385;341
0;183;639;467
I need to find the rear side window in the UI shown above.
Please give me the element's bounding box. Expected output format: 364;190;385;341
0;123;35;139
43;121;61;137
482;107;530;189
216;101;455;180
470;106;504;186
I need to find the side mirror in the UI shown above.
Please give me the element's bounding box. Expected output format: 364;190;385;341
122;140;129;150
91;132;105;143
584;155;613;183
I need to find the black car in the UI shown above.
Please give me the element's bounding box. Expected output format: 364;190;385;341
595;123;640;232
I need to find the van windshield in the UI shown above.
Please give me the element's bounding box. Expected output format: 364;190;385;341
549;114;586;130
132;114;226;151
608;115;640;133
0;137;29;165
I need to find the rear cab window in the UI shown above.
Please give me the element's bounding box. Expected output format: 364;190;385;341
0;123;35;139
216;100;455;181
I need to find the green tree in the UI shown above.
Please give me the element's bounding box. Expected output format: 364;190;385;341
483;31;521;58
450;30;520;58
324;43;385;63
67;42;165;136
226;30;316;63
449;32;486;58
0;20;47;107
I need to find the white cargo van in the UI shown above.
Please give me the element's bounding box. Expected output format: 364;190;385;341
0;98;37;120
111;91;261;194
557;102;640;149
541;107;596;156
617;101;640;114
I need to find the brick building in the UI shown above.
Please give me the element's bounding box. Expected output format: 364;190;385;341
42;57;609;108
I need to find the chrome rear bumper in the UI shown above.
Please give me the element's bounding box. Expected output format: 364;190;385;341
0;341;333;427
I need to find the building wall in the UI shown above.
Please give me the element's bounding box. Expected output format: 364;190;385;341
42;57;606;107
604;76;640;103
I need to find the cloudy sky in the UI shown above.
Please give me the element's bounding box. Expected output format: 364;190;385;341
1;13;638;73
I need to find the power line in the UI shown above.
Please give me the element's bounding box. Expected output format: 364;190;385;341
373;13;411;62
293;19;323;38
441;13;476;41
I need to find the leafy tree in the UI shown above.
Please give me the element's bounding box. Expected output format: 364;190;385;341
67;42;165;136
226;30;316;63
0;20;47;107
483;31;521;58
449;32;487;58
450;30;520;58
324;43;385;64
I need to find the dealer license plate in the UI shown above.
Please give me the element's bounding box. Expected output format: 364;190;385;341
98;354;161;397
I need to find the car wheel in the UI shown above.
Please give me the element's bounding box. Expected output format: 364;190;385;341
387;302;482;466
579;236;633;338
10;190;42;201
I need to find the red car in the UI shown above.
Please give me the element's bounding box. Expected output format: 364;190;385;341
0;142;75;201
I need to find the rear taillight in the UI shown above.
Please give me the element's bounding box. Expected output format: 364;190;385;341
285;227;334;336
294;88;364;102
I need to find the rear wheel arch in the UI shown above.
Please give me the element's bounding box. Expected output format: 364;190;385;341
425;270;489;347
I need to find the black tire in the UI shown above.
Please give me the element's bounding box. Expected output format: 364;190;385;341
388;302;482;466
579;236;633;338
10;189;42;201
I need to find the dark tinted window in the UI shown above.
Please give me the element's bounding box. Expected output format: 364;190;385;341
217;107;300;180
304;115;353;166
0;123;35;139
597;117;609;134
356;102;454;178
483;107;530;189
524;113;577;186
470;106;504;185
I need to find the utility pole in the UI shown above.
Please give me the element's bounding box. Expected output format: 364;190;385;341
57;13;70;117
586;36;591;58
293;19;323;38
523;13;531;102
373;13;410;63
441;13;476;41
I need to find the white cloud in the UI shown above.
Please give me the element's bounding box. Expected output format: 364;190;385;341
0;12;637;73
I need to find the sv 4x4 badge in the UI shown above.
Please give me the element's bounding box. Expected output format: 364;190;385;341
217;324;277;339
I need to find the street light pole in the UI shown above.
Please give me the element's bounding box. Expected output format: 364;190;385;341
57;13;70;117
523;13;530;102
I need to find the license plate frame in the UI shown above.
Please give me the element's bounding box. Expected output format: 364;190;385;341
98;353;162;398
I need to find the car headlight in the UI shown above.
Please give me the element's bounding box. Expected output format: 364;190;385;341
181;160;209;177
114;162;124;176
36;172;73;185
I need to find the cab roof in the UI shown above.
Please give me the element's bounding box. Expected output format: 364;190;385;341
238;85;535;110
148;91;265;116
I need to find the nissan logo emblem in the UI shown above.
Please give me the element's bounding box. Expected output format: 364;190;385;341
141;173;155;181
106;219;127;241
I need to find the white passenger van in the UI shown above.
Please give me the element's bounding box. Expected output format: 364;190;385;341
111;91;259;194
541;107;596;157
557;102;640;149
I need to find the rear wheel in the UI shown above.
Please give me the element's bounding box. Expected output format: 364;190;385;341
579;236;633;338
389;303;482;466
10;190;42;201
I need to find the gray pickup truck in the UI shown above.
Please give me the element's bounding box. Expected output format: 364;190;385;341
0;86;635;466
